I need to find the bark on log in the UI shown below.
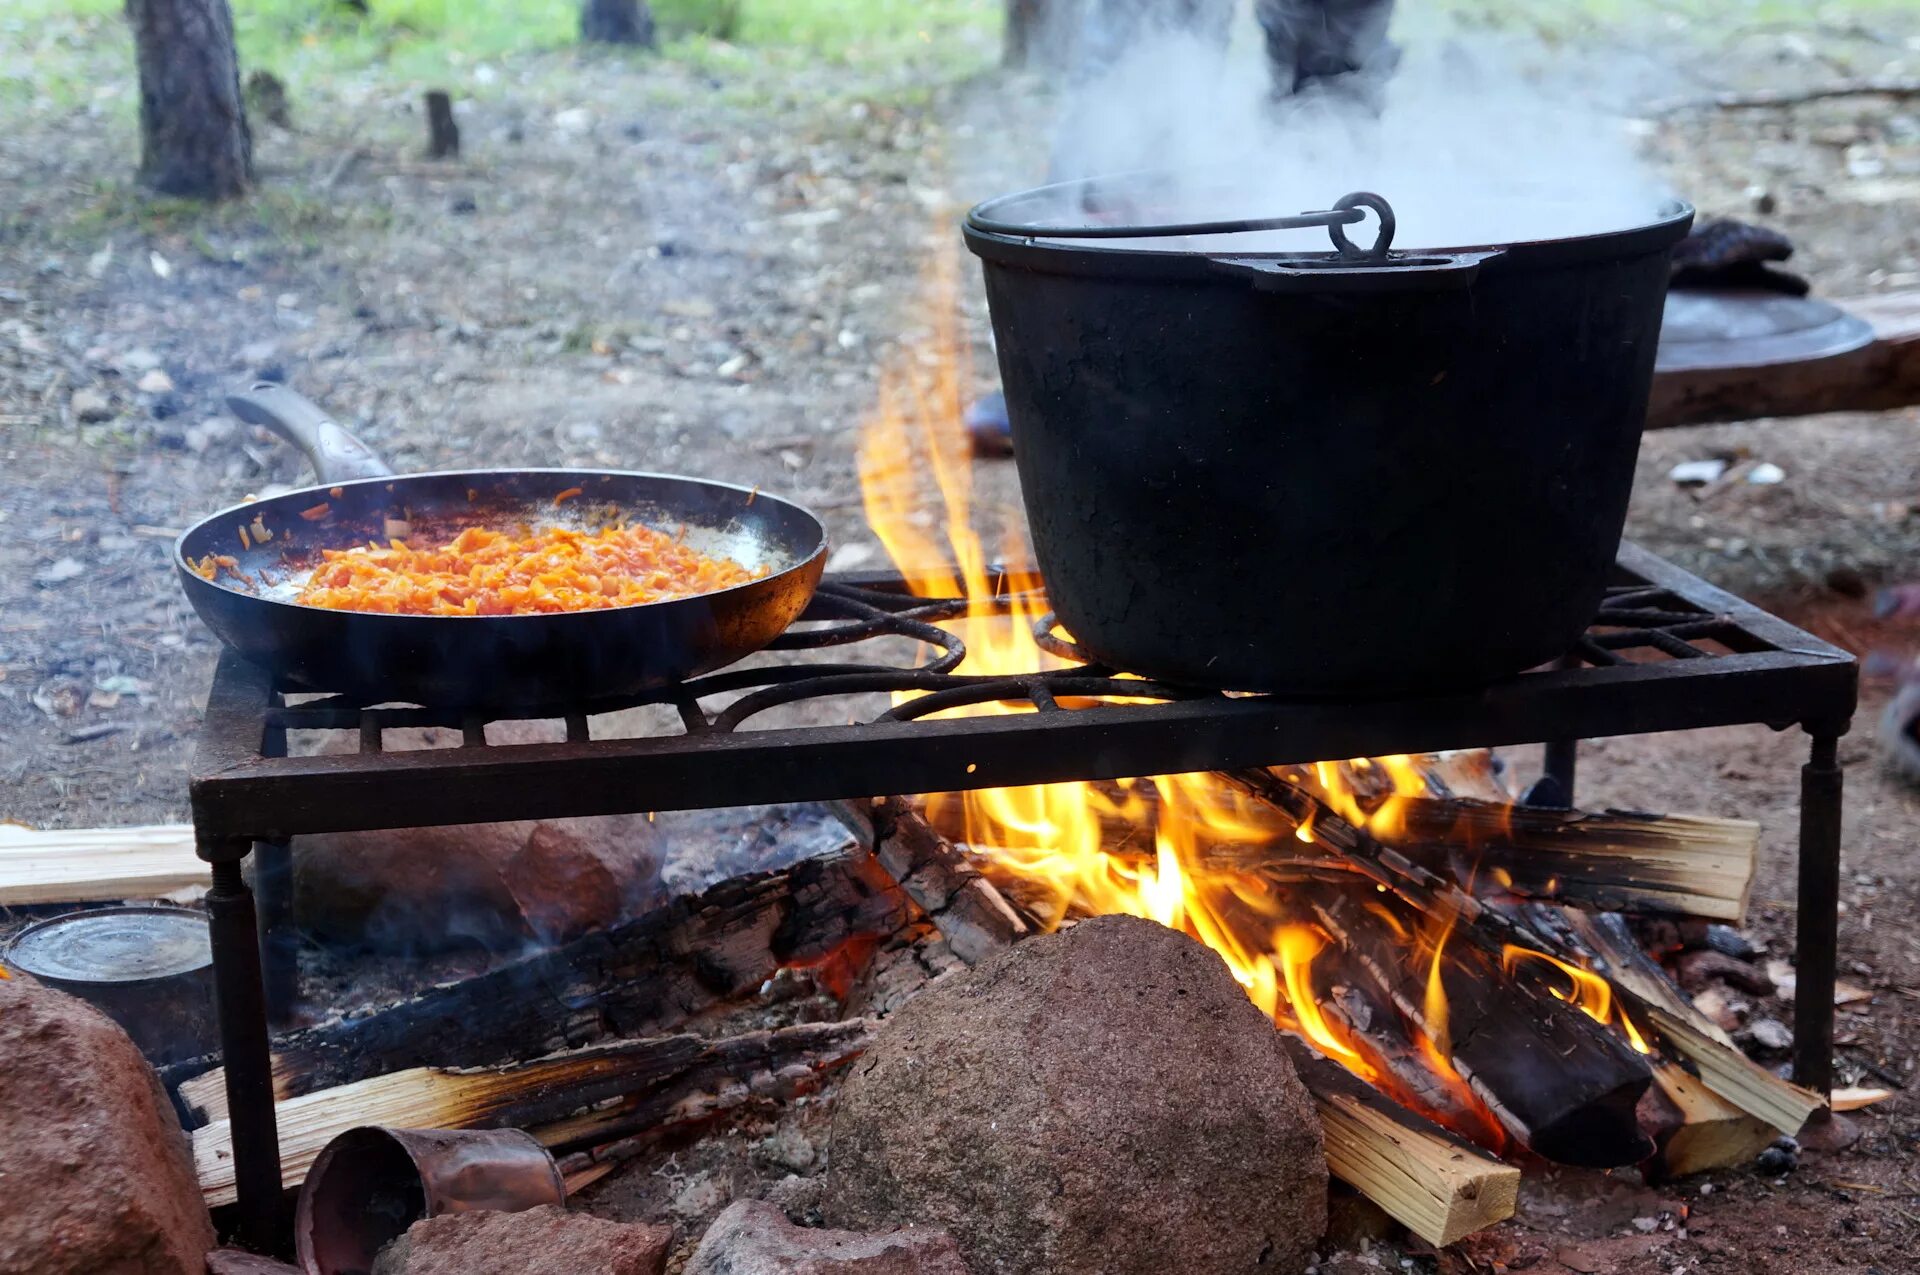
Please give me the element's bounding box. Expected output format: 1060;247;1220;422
166;850;912;1103
1646;291;1920;430
580;0;657;46
1558;910;1823;1137
190;1020;870;1207
126;0;253;199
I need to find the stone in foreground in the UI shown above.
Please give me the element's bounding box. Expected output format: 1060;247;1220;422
0;976;216;1275
826;914;1327;1275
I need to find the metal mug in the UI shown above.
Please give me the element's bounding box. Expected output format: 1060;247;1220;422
295;1126;565;1275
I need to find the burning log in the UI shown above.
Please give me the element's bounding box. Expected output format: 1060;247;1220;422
1391;798;1757;922
190;1020;870;1207
168;849;912;1103
1075;788;1757;922
1556;910;1823;1137
830;795;1030;963
864;794;1523;1248
1312;889;1655;1168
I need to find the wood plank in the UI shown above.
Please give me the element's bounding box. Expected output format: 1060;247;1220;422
1647;290;1920;430
0;823;204;905
192;1021;871;1207
1284;1041;1520;1248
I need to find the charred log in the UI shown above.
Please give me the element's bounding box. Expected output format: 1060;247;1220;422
190;1020;869;1207
166;850;912;1103
1313;889;1654;1168
126;0;253;199
830;796;1030;964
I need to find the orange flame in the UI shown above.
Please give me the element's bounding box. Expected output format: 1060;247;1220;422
853;255;1646;1145
1501;945;1653;1054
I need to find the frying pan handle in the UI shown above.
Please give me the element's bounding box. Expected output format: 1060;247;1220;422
225;382;395;484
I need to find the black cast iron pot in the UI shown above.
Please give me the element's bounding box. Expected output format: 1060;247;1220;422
964;177;1694;695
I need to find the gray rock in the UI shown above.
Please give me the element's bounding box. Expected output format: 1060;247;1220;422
825;915;1327;1275
70;387;113;421
687;1200;969;1275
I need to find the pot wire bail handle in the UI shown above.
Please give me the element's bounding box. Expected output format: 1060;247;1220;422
1329;192;1395;259
967;188;1396;257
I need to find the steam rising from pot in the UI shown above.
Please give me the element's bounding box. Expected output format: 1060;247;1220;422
1037;17;1676;251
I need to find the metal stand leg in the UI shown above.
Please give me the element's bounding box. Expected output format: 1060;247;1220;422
1793;728;1844;1096
204;844;286;1251
253;839;297;1027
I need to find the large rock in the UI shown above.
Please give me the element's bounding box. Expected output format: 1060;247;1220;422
295;815;661;953
370;1205;671;1275
686;1200;969;1275
293;723;662;954
825;915;1327;1275
0;976;215;1274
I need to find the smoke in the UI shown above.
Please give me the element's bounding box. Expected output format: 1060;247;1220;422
1038;11;1678;251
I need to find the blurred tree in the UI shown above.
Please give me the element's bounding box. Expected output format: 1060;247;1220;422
1004;0;1080;69
125;0;253;199
580;0;657;46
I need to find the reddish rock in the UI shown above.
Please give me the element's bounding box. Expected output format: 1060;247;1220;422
369;1205;671;1275
0;975;215;1274
294;725;661;953
206;1250;300;1275
687;1200;969;1275
826;915;1327;1275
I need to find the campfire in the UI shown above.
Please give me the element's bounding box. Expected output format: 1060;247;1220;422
15;249;1851;1270
843;270;1823;1204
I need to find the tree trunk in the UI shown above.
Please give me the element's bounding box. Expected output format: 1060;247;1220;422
126;0;253;199
580;0;656;46
1004;0;1086;70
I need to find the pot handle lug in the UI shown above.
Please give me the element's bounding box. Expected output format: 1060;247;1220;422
225;382;395;484
1212;249;1505;294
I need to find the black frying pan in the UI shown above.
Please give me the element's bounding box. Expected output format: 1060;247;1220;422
174;383;828;707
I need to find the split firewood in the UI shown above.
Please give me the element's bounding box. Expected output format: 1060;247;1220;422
862;795;1522;1248
1639;1059;1779;1178
190;1020;870;1208
0;822;204;905
1560;910;1824;1137
1089;793;1757;922
168;850;913;1104
1221;768;1823;1149
1282;1039;1520;1248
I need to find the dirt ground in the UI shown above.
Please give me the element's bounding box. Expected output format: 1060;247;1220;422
4;11;1920;1274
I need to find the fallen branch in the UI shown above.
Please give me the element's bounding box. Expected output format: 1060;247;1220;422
1658;77;1920;112
190;1020;870;1207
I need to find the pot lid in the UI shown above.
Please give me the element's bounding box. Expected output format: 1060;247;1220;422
1656;290;1875;373
7;906;212;983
